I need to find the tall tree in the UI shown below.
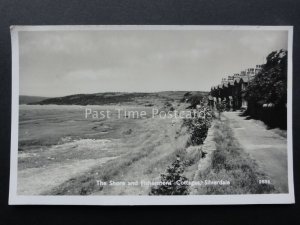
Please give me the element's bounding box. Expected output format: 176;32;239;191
245;49;287;107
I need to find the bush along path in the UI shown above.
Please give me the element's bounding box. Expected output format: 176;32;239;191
150;155;190;195
149;104;213;195
189;120;217;194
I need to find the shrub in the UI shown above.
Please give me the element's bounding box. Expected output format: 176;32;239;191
150;156;190;195
216;100;227;119
183;105;212;146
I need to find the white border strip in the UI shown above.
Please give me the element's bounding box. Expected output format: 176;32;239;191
9;194;295;205
10;25;294;31
9;26;19;205
287;27;295;202
9;25;295;205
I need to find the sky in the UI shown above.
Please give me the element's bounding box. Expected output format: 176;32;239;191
19;28;288;97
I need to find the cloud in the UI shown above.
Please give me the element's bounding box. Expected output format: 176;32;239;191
19;29;288;97
239;31;288;54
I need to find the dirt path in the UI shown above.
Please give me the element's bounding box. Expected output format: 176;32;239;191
223;111;288;193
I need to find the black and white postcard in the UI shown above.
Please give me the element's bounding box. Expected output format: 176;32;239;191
9;25;294;205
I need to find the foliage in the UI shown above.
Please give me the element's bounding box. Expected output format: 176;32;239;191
150;156;190;195
183;92;192;97
245;49;287;107
184;104;212;146
215;100;227;119
182;92;208;109
244;49;287;129
180;92;192;102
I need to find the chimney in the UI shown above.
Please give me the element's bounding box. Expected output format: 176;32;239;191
228;75;234;81
234;73;240;79
221;78;227;84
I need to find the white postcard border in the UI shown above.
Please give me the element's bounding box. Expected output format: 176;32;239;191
9;25;295;205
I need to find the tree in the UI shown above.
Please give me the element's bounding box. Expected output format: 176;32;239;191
244;49;287;129
245;49;287;108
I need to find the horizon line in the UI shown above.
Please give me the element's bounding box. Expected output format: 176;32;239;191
20;90;210;98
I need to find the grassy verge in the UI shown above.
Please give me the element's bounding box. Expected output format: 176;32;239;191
195;119;277;194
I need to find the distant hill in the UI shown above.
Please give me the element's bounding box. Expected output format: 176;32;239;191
28;91;208;106
20;95;49;104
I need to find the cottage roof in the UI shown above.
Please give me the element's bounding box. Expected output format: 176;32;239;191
223;82;228;88
240;76;250;83
234;78;241;84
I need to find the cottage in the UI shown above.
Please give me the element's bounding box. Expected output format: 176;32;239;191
210;65;263;111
